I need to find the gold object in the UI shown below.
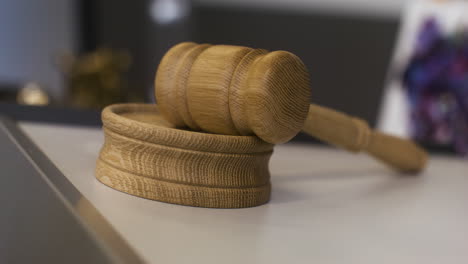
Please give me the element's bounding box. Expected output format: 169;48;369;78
17;82;49;106
61;48;131;109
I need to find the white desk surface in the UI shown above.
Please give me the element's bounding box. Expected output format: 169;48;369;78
20;122;468;264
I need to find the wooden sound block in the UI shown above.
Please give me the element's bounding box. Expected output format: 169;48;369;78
97;103;274;208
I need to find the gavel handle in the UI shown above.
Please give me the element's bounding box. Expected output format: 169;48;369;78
302;104;428;173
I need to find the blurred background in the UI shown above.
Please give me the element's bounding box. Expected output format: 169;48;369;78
1;0;467;155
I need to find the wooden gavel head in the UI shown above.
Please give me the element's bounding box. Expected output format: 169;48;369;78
155;42;311;144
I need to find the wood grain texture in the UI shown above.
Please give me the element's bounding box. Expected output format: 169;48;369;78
155;42;197;127
187;45;252;135
103;104;274;153
366;131;428;173
96;159;271;208
97;103;273;208
174;44;211;130
303;104;427;172
302;104;372;152
229;49;268;135
245;51;310;144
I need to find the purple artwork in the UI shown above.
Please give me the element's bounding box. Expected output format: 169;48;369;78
403;17;468;155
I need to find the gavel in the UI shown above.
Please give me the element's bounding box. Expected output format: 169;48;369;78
155;42;428;173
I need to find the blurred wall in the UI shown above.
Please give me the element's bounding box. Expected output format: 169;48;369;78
0;0;402;119
192;4;399;126
196;0;408;18
92;1;399;127
0;0;77;101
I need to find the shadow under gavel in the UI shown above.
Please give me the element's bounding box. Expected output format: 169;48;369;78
155;42;428;173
